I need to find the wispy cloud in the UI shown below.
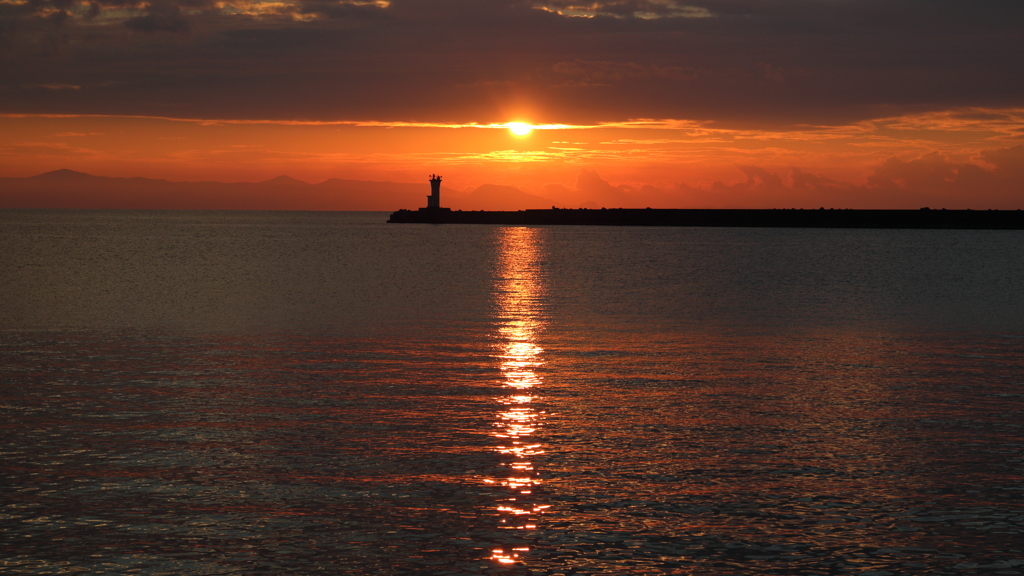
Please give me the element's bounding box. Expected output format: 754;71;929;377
23;84;81;90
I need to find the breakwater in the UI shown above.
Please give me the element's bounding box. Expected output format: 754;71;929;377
388;207;1024;229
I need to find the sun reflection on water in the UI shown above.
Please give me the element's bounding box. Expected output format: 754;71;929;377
487;226;548;566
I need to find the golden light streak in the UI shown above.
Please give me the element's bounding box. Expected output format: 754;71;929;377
0;112;680;130
485;227;550;561
490;549;521;564
4;109;1024;140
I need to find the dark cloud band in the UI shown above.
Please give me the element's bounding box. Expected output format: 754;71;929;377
2;0;1022;126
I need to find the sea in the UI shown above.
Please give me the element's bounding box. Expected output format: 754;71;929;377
2;209;1023;575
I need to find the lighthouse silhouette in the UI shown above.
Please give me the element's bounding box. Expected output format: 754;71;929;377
427;174;442;208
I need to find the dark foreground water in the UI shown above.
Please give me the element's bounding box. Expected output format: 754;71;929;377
2;210;1023;575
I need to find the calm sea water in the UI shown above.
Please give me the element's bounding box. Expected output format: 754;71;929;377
2;210;1023;575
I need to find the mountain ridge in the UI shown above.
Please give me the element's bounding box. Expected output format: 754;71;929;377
1;170;552;211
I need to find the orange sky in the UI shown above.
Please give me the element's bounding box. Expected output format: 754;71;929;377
3;110;1023;209
2;1;1024;208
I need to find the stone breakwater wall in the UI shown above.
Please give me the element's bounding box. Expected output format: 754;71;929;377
387;208;1024;229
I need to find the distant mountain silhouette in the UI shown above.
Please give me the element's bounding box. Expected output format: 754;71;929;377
259;175;309;185
459;184;552;211
0;170;551;211
30;169;99;180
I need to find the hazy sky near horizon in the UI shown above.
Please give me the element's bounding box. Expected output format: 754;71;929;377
2;0;1024;207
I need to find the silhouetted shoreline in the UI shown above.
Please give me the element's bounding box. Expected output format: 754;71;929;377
388;207;1024;229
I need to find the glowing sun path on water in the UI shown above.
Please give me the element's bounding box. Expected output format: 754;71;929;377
488;226;549;567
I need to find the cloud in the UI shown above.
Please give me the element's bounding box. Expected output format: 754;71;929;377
0;0;1022;126
552;146;1024;209
535;0;711;19
701;147;1024;208
979;144;1024;181
541;169;684;208
294;0;389;20
123;2;191;33
2;141;100;158
552;60;697;86
26;83;81;90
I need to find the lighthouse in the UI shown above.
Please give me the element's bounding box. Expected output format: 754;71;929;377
427;174;442;208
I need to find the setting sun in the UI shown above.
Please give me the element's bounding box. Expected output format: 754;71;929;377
508;122;533;136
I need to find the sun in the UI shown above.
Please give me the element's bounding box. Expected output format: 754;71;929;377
508;122;533;136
